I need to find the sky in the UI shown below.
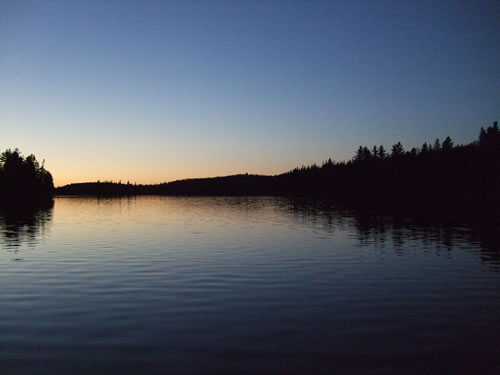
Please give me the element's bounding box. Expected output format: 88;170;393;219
1;0;499;186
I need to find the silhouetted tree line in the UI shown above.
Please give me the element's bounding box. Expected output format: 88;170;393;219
277;122;499;211
0;148;54;207
56;122;499;217
288;122;500;201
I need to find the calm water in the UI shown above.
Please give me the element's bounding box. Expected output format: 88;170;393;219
1;196;499;374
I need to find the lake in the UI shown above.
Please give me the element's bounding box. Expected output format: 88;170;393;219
1;196;499;374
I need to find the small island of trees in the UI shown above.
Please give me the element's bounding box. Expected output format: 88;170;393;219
0;148;54;208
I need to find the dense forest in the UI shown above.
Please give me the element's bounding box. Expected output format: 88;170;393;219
0;149;54;207
278;121;500;211
56;122;499;218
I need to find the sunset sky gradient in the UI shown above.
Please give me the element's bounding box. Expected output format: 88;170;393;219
1;1;499;186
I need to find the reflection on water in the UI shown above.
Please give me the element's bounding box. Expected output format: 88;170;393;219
2;196;498;268
1;196;499;375
0;200;54;249
280;198;500;270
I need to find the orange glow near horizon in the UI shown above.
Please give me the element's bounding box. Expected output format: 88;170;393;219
20;135;339;187
49;159;299;187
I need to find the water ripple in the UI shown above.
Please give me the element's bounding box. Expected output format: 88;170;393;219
0;196;498;374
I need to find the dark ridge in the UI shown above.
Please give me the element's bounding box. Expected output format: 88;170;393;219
56;174;278;197
55;121;499;221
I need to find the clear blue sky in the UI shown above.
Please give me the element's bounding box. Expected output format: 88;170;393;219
1;0;499;185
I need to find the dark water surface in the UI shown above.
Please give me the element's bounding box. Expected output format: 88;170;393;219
1;196;499;374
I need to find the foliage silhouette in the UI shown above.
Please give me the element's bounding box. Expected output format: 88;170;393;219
0;148;54;207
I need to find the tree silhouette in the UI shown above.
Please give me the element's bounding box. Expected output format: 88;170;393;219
0;148;54;206
363;147;371;161
391;142;404;158
433;138;441;151
442;136;453;151
354;146;364;162
378;145;387;159
479;121;500;149
421;142;429;155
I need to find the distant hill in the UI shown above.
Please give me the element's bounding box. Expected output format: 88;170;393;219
56;174;279;196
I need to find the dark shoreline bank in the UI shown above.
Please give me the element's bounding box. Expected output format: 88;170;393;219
55;121;499;220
